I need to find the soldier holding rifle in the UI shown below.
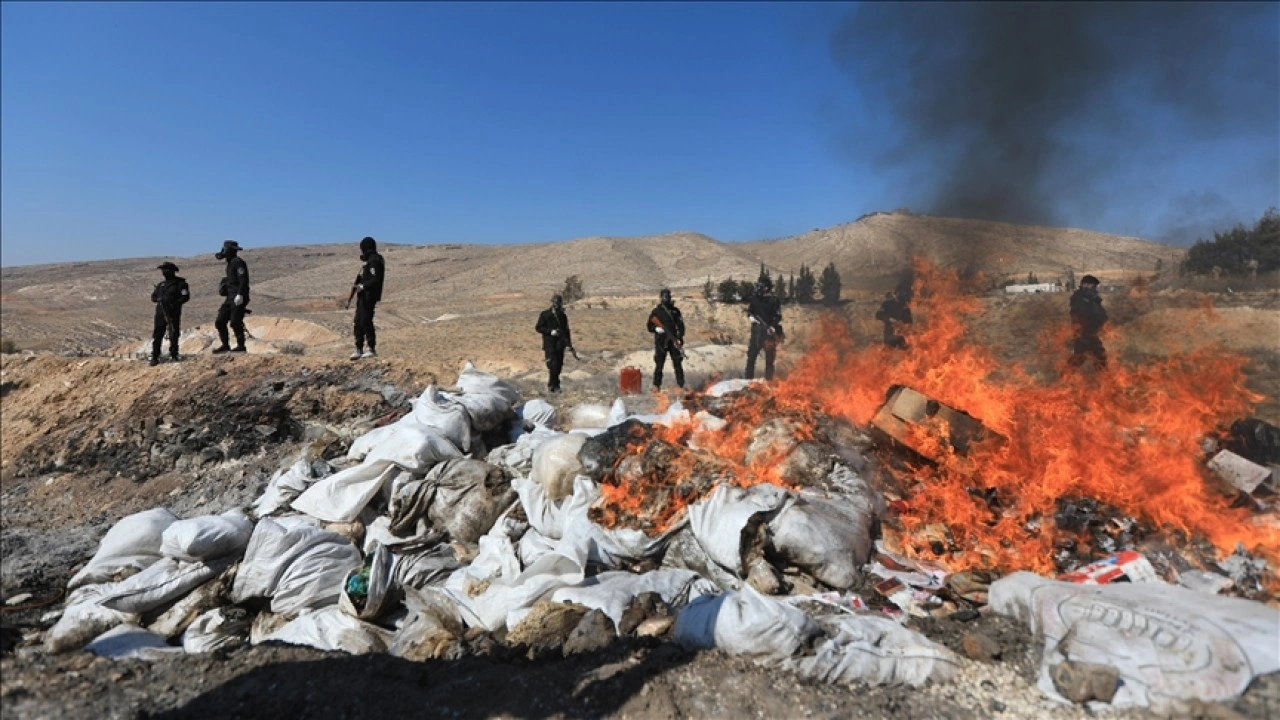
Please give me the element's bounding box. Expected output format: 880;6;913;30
149;262;190;366
647;288;685;390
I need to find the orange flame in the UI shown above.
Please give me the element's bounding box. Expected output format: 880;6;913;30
592;258;1276;577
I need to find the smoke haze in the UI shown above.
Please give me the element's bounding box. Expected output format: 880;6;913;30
832;2;1279;244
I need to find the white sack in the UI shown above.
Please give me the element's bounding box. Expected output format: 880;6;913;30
782;613;960;687
444;390;513;433
569;403;613;430
488;427;562;477
290;460;397;523
606;398;629;427
443;528;585;631
346;425;396;462
706;379;762;397
45;584;140;653
530;433;587;501
68;508;180;590
687;484;789;577
423;459;516;544
394;544;462;590
767;481;880;589
232;518;361;617
147;569;234;639
410;386;472;453
551;569;718;630
160;509;254;562
260;606;394;655
455;362;522;407
100;556;228;615
253;459;316;517
673;586;821;657
989;571;1280;711
366;421;464;471
514;475;598;542
84;624;182;661
181;608;248;653
520;399;558;428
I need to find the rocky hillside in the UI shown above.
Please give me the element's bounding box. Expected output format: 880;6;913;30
0;213;1180;353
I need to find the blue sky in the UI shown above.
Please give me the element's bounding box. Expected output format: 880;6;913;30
2;2;1276;267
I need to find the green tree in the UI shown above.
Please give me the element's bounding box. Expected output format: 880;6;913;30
757;262;772;287
819;262;842;306
738;279;756;303
1183;208;1280;275
703;276;715;301
561;275;585;303
717;277;740;303
794;264;816;304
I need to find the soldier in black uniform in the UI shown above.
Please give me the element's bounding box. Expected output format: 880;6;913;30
349;236;385;359
647;288;685;389
150;262;190;366
1068;274;1108;369
875;291;913;349
212;240;250;354
535;295;573;392
744;277;784;380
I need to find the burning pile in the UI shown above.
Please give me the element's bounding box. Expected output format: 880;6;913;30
34;268;1280;712
588;260;1278;588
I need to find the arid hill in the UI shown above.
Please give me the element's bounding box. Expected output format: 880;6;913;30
744;212;1179;289
0;212;1179;353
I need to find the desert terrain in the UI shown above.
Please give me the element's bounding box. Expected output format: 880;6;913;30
2;211;1278;719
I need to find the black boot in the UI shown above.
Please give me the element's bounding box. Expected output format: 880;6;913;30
230;345;247;353
149;356;160;367
212;345;231;354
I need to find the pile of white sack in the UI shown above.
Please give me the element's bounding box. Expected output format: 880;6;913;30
44;364;1280;711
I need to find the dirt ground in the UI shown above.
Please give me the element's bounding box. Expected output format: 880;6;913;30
2;282;1278;719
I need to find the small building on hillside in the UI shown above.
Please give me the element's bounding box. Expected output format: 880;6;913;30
1004;283;1063;295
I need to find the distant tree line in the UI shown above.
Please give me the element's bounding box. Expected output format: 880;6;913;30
702;263;842;306
1182;208;1279;276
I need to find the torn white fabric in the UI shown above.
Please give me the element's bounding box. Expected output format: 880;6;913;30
100;556;230;615
290;460;398;524
550;569;718;630
260;606;395;654
45;584;140;653
253;459;316;517
84;624;183;661
782;613;960;687
687;484;789;578
181;608;248;653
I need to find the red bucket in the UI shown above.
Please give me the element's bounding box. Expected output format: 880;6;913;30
620;366;642;395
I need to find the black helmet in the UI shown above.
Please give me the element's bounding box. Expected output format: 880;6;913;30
756;277;773;293
157;262;179;273
1080;274;1100;286
659;288;672;303
360;236;377;252
216;240;241;259
551;294;563;308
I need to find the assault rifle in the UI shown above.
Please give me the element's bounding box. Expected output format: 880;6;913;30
650;315;684;361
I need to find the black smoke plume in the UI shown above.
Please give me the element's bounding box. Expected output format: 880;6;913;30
832;2;1279;240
